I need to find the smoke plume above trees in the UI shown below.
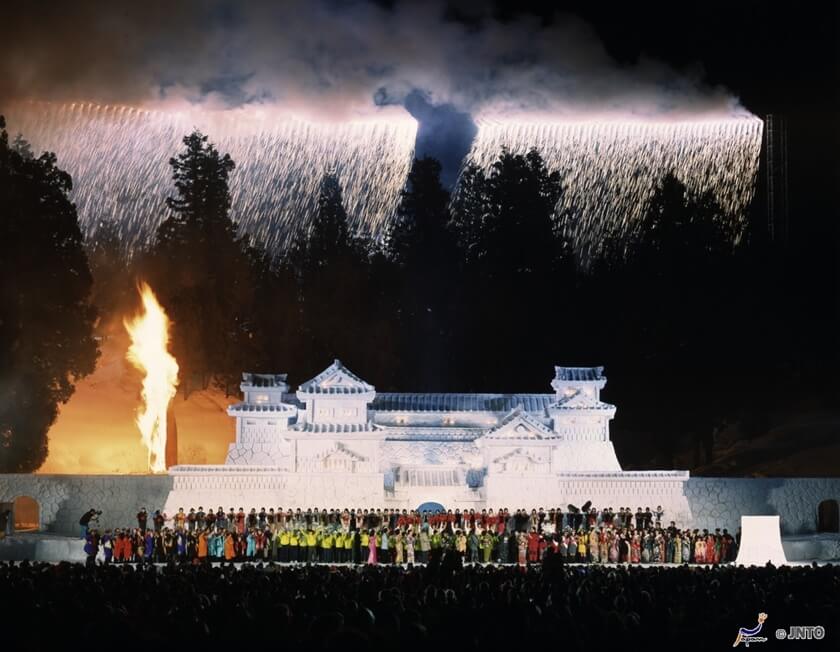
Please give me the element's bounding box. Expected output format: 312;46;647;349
0;0;743;119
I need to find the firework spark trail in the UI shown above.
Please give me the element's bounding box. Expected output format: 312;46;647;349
464;116;764;262
5;101;418;252
5;102;762;262
124;282;179;473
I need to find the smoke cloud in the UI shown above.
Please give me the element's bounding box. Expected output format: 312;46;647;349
0;0;744;119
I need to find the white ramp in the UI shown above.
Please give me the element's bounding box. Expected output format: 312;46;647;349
735;515;788;566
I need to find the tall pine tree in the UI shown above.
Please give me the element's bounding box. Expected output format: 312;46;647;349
387;157;459;388
149;130;258;395
290;172;369;368
449;148;569;389
0;116;99;471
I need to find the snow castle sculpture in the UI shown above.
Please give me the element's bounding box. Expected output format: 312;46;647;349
164;361;691;521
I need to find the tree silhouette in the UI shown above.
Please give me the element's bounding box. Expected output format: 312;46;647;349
85;219;132;325
586;172;747;467
290;172;369;366
290;172;352;275
386;157;459;388
0;116;99;472
149;131;256;396
449;148;570;388
449;162;487;263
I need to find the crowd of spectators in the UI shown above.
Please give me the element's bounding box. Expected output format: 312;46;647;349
2;559;836;647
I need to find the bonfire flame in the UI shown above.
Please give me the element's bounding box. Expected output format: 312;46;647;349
124;282;179;473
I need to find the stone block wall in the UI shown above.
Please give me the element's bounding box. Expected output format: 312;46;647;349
685;478;840;535
0;474;172;537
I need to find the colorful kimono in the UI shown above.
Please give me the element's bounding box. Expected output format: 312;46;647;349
589;530;600;563
527;532;540;562
394;533;404;564
368;535;378;564
706;535;716;563
673;535;682;564
656;535;665;563
101;534;112;563
124;533;134;562
568;535;578;562
695;539;706;564
630;534;641;563
642;535;653;563
405;533;415;564
480;533;493;563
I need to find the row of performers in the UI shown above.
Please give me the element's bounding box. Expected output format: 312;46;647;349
83;522;735;566
139;503;668;535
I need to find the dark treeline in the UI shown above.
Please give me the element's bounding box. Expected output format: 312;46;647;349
0;120;834;473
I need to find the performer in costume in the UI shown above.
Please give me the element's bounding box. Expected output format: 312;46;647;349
517;532;528;567
367;530;378;565
695;536;706;564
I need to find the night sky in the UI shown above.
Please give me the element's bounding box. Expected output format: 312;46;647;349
2;1;835;241
0;1;837;474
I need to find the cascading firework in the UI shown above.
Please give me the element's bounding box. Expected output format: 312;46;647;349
3;101;763;262
4;101;418;252
124;282;179;473
464;116;764;262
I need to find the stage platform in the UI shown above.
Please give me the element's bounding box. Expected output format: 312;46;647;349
0;533;86;563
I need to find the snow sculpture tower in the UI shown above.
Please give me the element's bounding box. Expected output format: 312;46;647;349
225;373;297;467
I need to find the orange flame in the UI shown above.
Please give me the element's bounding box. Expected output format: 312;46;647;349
123;282;179;473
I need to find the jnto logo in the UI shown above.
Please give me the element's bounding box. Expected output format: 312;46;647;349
733;612;769;647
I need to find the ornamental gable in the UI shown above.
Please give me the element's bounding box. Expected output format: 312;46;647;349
298;359;375;395
489;447;550;474
552;387;597;408
477;406;559;444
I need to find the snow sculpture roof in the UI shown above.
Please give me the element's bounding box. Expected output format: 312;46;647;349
298;422;379;433
371;393;553;412
297;359;375;395
553;366;604;382
476;406;561;443
228;403;296;414
242;373;288;388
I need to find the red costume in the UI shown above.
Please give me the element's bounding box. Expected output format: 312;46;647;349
527;532;540;562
